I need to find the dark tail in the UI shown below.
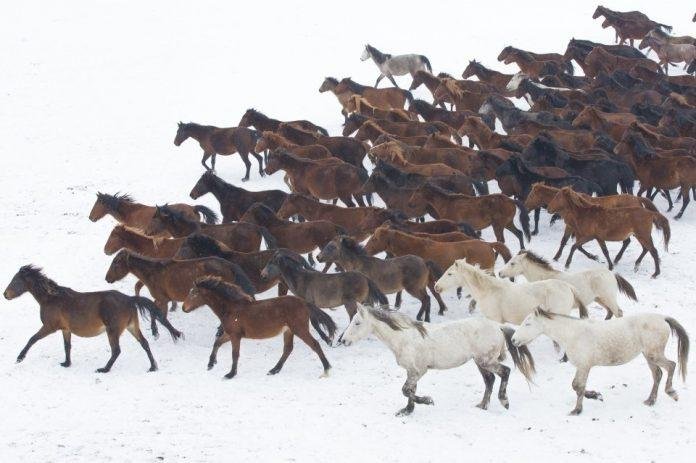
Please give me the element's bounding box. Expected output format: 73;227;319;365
308;303;337;345
131;296;183;341
402;90;414;103
490;242;512;263
664;317;689;381
357;167;373;205
514;199;532;241
420;55;432;72
657;23;673;32
365;279;389;307
501;326;536;383
194;205;219;224
638;196;658;212
614;273;637;301
571;287;589;318
457;221;480;238
473;180;489;195
258;225;278;250
134;280;144;296
425;260;443;286
228;262;257;296
316;125;329;136
652;212;671;251
563;60;574;75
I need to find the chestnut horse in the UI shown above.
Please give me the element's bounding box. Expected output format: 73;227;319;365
461;60;516;95
103;225;184;258
254;131;334;161
4;265;182;372
182;277;334;378
238;108;328;136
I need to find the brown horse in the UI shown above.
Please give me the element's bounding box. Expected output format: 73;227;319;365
88;192;218;235
103;225;183;258
461;60;516;95
317;235;446;322
238;108;328;136
356;210;479;238
458;116;532;150
174;122;264;181
320;77;408;114
498;46;572;74
367;144;464;177
363;226;510;272
373;133;460;149
408;183;531;248
4;265;182;372
436;80;493;113
547;187;670;277
629;122;696;152
182;277;334;378
345;95;414;122
189;170;288;222
240;203;346;267
276;123;369;169
351;117;460;143
276;194;383;240
105;250;256;335
254;131;333;161
370;140;482;178
498;47;561;78
572;106;639;141
265;149;369;207
584;47;662;77
144;205;276;252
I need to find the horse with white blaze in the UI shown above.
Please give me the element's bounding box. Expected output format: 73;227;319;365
499;250;637;319
512;308;689;415
339;304;535;416
435;260;588;324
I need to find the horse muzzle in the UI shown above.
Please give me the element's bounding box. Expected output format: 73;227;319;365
4;289;16;300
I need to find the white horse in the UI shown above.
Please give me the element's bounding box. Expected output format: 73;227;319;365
339;304;535;416
512;308;689;415
360;44;432;88
435;260;588;325
499;250;637;319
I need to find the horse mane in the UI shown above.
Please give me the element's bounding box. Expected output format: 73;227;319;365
97;192;134;213
324;77;339;86
157;204;196;225
537;307;579;320
245;108;270;121
367;306;427;338
184;234;231;259
340;78;368;94
338;236;368;256
437;72;454;79
247;202;282;224
345;113;369;126
519;250;556;271
195;276;251;302
18;265;75;297
365;44;390;62
627;132;655;158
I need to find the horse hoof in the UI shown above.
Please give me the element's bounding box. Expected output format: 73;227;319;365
207;364;215;371
16;356;25;364
319;369;331;378
60;361;71;368
568;408;582;416
267;369;280;375
500;398;510;409
475;402;488;410
223;372;236;379
420;396;434;405
395;408;413;417
95;368;110;373
643;398;656;406
148;366;158;372
667;390;679;401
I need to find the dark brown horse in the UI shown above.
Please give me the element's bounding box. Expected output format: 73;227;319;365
4;265;182;372
458;116;532;150
461;60;516;95
144;205;277;252
174;122;264;181
238;108;328;136
317;236;445;322
182;277;334;378
254;131;333;161
189;170;287;222
320;77;412;111
276;123;369;169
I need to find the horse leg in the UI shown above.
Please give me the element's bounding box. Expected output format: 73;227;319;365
127;324;157;372
151;299;169;339
633;247;649;273
395;290;402;308
224;335;241;379
320;262;331;273
208;331;230;370
492;224;506;244
553;227;572;261
375;74;385;88
251;151;264;178
414;288;431;322
340;196;356;207
613;238;631;264
569;367;591;415
386;74;400;88
96;328;122;373
211;153;217;171
643;357;662;406
565;237;590;269
653;353;678;401
240;152;252;182
354;194;366;207
428;284;448;315
577;246;599;262
201;152;213;170
532;208;540;235
307;253;316;267
397;369;431;416
487;362;511;409
16;324;56;363
596;239;614;270
268;330;294;375
474;363;496;410
60;329;72;367
294;326;331;377
664;190;674;211
675;186;690;219
505;223;525;250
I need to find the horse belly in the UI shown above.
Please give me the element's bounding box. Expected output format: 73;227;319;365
245;325;289;340
69;320;107;338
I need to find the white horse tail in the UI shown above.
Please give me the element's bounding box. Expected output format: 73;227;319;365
419;55;432;72
571;287;589;318
664;317;690;382
500;326;536;383
614;274;637;301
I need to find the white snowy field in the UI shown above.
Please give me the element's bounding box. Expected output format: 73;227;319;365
1;1;695;461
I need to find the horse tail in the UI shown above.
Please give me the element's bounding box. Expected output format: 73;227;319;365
457;221;480;238
134;280;144;296
131;296;183;342
614;273;637;301
365;278;389;307
402;90;414;103
420;55;432;72
657;23;673;33
490;242;512;263
357;166;373;204
563;60;574;75
664;317;689;381
651;212;671;251
425;260;443;286
258;225;278;250
193;205;219;224
316;125;329;136
501;326;536;384
513;199;532;241
308;303;337;346
570;287;589;318
638;196;658;212
473;180;489;196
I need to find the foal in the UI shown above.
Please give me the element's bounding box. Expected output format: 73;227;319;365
340;305;535;415
183;278;334;378
4;265;182;372
513;308;689;415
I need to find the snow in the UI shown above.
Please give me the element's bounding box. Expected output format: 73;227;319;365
1;1;695;461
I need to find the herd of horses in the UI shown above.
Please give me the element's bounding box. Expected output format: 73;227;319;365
4;6;695;417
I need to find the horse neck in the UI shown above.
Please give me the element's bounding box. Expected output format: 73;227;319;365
122;230;157;254
460;270;501;300
185;124;212;143
170;218;201;236
206;176;234;203
521;261;560;281
113;200;142;222
276;154;307;172
126;254;165;282
204;295;235;322
369;315;414;353
276;260;303;292
538;316;579;348
335;249;367;271
25;279;66;306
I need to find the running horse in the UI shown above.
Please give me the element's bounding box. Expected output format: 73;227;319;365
361;44;432;88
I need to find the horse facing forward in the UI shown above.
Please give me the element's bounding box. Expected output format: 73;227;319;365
361;44;432;88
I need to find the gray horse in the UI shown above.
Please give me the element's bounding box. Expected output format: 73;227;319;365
361;44;432;88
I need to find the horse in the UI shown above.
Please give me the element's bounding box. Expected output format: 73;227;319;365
316;235;445;322
345;95;414;122
585;47;662;78
319;77;412;114
238;108;328;136
4;265;182;372
461;60;516;95
497;47;561;78
366;144;464;177
639;37;696;74
360;44;432;88
355;208;479;238
173;122;264;181
407;183;530;248
499;250;637;320
189;170;287;222
435;259;588;324
88;192;218;235
105;249;255;336
363;225;510;273
260;253;388;319
362;172;430;220
254;131;334;168
339;304;535;415
458;116;532;151
264;149;369;207
369;140;482;179
103;225;183;258
182;277;334;378
240;203;346;268
350;116;460;143
547;187;670;278
512;308;688;415
144;205;276;253
407;99;495;135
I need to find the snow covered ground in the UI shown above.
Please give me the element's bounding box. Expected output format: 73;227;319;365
1;1;695;461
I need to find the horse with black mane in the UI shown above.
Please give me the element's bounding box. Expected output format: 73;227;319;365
360;44;432;88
